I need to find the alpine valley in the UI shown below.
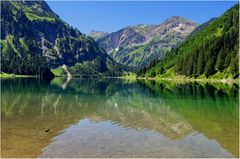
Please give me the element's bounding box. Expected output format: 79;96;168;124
0;1;239;80
1;1;239;158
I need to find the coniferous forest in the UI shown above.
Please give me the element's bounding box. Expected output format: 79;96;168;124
137;4;239;79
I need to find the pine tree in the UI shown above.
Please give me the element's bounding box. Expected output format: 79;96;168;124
216;49;225;71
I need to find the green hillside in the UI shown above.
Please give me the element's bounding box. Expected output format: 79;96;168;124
1;1;123;77
139;3;239;79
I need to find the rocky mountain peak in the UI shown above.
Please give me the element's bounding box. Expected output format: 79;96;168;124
162;16;197;27
89;30;108;40
152;16;198;36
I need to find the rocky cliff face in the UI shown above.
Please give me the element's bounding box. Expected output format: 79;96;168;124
97;16;198;67
97;27;146;53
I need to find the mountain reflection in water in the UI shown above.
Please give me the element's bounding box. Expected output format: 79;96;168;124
1;77;239;158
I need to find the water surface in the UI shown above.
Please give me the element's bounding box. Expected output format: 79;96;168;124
1;78;239;158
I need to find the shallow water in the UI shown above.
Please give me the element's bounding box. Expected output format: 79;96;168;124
1;78;239;158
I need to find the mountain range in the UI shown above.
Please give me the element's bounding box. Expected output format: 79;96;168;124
96;16;198;67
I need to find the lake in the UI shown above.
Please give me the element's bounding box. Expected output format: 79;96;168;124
1;77;239;158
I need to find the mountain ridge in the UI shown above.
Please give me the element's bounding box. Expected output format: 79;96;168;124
96;16;198;67
1;1;123;76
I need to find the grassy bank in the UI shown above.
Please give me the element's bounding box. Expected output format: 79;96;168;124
0;72;36;78
118;72;137;80
137;76;239;84
103;72;137;82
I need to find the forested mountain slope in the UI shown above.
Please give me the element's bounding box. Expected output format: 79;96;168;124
1;1;122;76
139;3;239;79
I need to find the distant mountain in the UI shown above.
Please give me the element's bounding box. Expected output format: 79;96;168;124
1;1;123;76
97;16;198;67
140;4;239;79
89;31;108;40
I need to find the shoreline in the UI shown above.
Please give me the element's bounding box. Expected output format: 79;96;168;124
136;77;239;84
1;73;238;84
0;73;37;78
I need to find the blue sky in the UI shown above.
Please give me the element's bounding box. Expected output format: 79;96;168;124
47;1;237;34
